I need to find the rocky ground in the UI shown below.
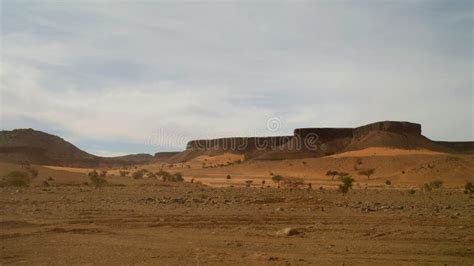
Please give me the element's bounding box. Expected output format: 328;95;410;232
1;182;473;265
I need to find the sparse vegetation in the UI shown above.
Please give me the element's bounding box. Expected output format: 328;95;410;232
423;180;443;191
326;170;338;180
358;168;375;180
385;180;391;186
271;175;284;188
88;170;107;188
226;175;231;179
408;188;416;194
283;177;304;189
339;176;354;194
119;170;130;177
429;180;443;189
245;180;253;187
132;169;147;179
463;181;473;195
0;171;31;187
24;167;39;177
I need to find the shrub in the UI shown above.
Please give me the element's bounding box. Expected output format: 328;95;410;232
339;176;354;194
245;180;253;187
99;170;107;177
42;181;50;187
0;171;31;187
173;172;184;182
408;188;416;194
385;180;391;186
226;175;231;180
429;180;443;189
119;170;129;177
464;182;474;194
25;167;39;177
132;169;146;179
88;170;107;188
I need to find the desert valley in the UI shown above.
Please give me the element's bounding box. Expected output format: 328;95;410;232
0;121;473;264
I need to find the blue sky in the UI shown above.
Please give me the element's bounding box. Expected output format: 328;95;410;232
1;0;472;156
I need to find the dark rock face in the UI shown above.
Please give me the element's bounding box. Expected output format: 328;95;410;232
294;128;353;141
353;121;422;137
181;121;472;161
187;121;422;152
186;136;293;152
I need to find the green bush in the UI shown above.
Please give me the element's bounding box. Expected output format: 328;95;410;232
88;170;107;188
0;171;31;187
339;176;354;194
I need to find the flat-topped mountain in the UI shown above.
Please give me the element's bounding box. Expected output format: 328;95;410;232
0;129;153;167
166;121;473;162
2;121;472;166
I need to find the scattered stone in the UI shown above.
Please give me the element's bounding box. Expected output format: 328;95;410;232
276;227;300;237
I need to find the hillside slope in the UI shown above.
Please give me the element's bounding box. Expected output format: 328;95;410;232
0;129;153;167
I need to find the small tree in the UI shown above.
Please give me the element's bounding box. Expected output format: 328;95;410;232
271;175;284;188
226;175;231;180
358;169;375;180
326;170;338;180
261;180;266;188
88;170;107;188
245;180;253;187
339;176;354;194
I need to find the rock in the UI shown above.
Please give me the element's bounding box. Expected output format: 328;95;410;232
276;227;300;237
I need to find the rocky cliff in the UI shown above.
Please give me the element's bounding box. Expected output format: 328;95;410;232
177;121;472;162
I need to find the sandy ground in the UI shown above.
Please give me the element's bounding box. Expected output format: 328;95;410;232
1;149;473;265
1;181;473;265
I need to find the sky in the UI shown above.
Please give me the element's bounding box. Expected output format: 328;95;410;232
1;0;473;156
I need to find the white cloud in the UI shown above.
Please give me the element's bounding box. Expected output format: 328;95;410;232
1;1;472;153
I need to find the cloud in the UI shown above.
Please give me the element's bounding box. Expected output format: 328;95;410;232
1;1;472;154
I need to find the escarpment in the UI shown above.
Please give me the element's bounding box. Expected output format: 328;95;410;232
171;121;473;162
